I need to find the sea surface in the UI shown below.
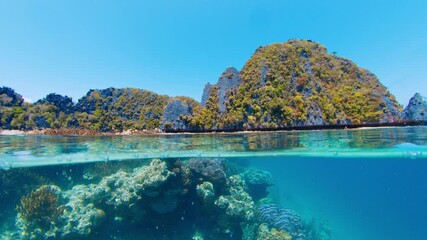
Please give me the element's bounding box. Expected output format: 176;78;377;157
1;126;427;240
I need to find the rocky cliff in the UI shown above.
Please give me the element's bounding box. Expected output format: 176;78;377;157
201;67;242;113
2;40;425;133
402;93;427;121
74;88;170;131
161;97;199;131
187;39;403;130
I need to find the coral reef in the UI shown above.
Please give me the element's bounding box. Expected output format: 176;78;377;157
61;186;107;237
188;158;227;183
16;185;64;239
215;175;254;220
17;185;63;229
241;169;274;200
82;160;141;180
73;158;176;221
197;181;215;204
3;158;322;240
11;159;176;239
256;223;292;240
255;204;305;239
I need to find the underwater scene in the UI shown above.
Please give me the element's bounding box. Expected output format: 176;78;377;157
1;126;427;240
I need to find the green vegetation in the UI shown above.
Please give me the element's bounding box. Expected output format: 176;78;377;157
0;40;404;132
0;87;172;132
74;88;170;132
189;40;402;129
190;86;221;129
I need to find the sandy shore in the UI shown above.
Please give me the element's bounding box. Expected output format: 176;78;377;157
0;130;27;135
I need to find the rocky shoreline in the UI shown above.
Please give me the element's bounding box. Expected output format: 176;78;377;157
1;40;427;133
1;121;425;136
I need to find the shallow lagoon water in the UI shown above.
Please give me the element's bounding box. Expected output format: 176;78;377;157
1;126;427;239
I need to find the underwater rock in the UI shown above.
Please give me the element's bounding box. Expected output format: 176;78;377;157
196;181;215;204
241;169;274;201
255;204;305;240
188;158;227;183
215;175;254;220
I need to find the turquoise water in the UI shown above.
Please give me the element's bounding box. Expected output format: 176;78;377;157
1;126;427;239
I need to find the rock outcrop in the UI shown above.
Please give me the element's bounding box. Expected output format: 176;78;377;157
161;99;193;130
201;83;213;108
74;88;170;131
201;67;242;113
0;87;24;107
196;39;403;129
402;93;427;121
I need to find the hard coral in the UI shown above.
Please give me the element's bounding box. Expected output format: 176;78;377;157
256;223;292;240
255;204;305;239
188;158;227;183
215;175;254;220
196;181;215;204
17;185;63;230
241;169;274;200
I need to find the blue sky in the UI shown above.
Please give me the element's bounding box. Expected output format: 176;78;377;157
0;0;426;106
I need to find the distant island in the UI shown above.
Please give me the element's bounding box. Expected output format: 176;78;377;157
1;40;426;134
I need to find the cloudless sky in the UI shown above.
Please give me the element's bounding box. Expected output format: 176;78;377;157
0;0;426;105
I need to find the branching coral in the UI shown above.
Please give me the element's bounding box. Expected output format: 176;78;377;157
17;185;63;230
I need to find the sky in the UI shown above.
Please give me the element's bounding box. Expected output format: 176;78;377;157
0;0;426;106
